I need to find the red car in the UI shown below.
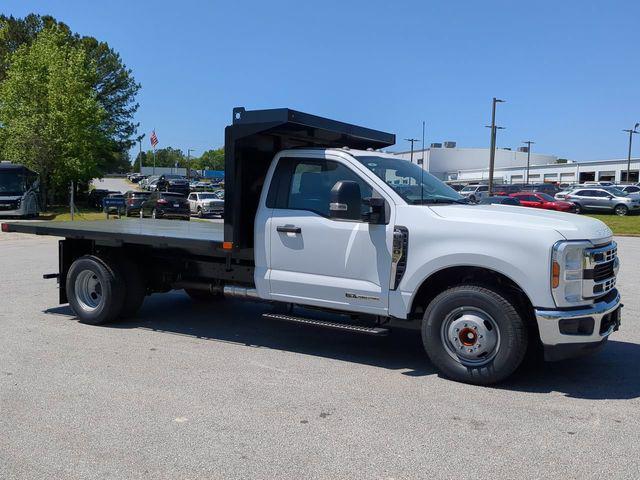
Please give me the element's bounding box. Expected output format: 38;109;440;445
509;192;576;212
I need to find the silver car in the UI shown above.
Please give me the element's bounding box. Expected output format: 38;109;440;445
459;184;489;203
564;187;640;216
188;192;224;217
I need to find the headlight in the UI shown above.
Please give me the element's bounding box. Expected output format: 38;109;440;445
551;240;591;306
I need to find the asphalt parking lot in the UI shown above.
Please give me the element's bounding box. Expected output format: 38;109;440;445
1;233;639;479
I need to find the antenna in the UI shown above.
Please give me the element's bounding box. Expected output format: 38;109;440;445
421;121;425;205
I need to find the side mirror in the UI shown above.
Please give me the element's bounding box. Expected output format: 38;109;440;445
366;197;387;224
607;195;614;199
330;181;362;220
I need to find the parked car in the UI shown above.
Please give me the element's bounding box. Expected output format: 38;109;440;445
459;184;489;203
564;187;640;215
188;192;224;217
618;184;640;195
479;195;521;206
155;175;190;195
583;181;614;187
88;189;117;209
129;173;146;183
510;192;576;213
140;175;159;190
493;184;523;196
554;188;574;200
139;191;190;220
123;190;151;216
519;183;561;195
103;192;126;215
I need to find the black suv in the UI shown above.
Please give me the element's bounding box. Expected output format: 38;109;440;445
139;192;190;220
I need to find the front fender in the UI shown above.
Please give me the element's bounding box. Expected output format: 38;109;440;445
389;207;564;318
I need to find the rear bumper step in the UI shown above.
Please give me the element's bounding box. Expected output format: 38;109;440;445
262;312;389;336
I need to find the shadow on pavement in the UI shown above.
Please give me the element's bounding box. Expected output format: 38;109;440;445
45;292;640;399
502;339;640;400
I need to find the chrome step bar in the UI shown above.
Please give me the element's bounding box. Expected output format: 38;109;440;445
262;312;389;336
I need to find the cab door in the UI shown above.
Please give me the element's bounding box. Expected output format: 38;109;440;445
265;156;394;315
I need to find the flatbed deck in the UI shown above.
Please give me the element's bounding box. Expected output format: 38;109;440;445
3;219;225;255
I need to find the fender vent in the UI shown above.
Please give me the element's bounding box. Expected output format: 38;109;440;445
391;226;408;290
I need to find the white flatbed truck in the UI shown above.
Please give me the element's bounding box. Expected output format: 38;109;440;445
2;107;622;384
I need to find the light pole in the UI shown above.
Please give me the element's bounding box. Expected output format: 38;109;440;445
187;148;195;180
623;123;639;184
487;97;505;195
522;140;535;184
405;138;420;163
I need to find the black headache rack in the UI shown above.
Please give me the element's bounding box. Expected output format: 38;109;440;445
223;107;395;253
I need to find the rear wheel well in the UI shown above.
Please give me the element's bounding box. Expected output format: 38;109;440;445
410;266;536;329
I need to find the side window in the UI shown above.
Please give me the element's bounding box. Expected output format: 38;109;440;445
478;186;489;192
267;157;373;218
574;190;588;196
188;194;195;201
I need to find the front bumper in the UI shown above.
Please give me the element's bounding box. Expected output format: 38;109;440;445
535;289;621;361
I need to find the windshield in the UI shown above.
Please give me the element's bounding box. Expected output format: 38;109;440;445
355;156;464;204
0;171;28;196
461;186;476;192
537;193;556;202
198;193;217;199
603;187;628;197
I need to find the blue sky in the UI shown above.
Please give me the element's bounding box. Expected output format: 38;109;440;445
3;0;640;160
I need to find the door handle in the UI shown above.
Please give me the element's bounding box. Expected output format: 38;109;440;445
276;225;302;234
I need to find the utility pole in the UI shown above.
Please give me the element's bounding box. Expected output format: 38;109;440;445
623;123;639;184
70;181;74;221
522;140;535;184
487;97;505;195
137;133;145;174
405;138;420;163
187;148;194;180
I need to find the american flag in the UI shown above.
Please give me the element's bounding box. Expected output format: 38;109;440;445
150;130;159;148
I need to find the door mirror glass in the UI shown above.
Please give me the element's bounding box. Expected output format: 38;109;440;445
329;180;362;220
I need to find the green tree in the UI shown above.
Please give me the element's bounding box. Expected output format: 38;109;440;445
134;147;186;169
194;147;225;170
0;14;141;166
0;27;108;205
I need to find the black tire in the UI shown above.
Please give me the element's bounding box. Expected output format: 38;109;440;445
614;204;629;216
185;288;223;302
66;255;125;325
469;195;476;203
574;203;582;214
422;284;528;385
118;259;147;318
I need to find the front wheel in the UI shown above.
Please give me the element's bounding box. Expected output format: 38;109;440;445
614;204;629;216
422;284;528;385
574;203;582;214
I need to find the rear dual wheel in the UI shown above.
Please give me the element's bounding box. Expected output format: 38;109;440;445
66;255;146;325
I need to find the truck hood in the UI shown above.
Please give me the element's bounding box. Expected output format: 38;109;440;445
428;204;613;242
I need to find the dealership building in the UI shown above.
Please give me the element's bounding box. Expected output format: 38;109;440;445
393;143;640;185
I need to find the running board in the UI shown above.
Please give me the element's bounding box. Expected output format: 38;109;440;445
262;312;389;336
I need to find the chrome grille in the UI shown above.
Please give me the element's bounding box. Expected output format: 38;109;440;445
583;242;618;299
